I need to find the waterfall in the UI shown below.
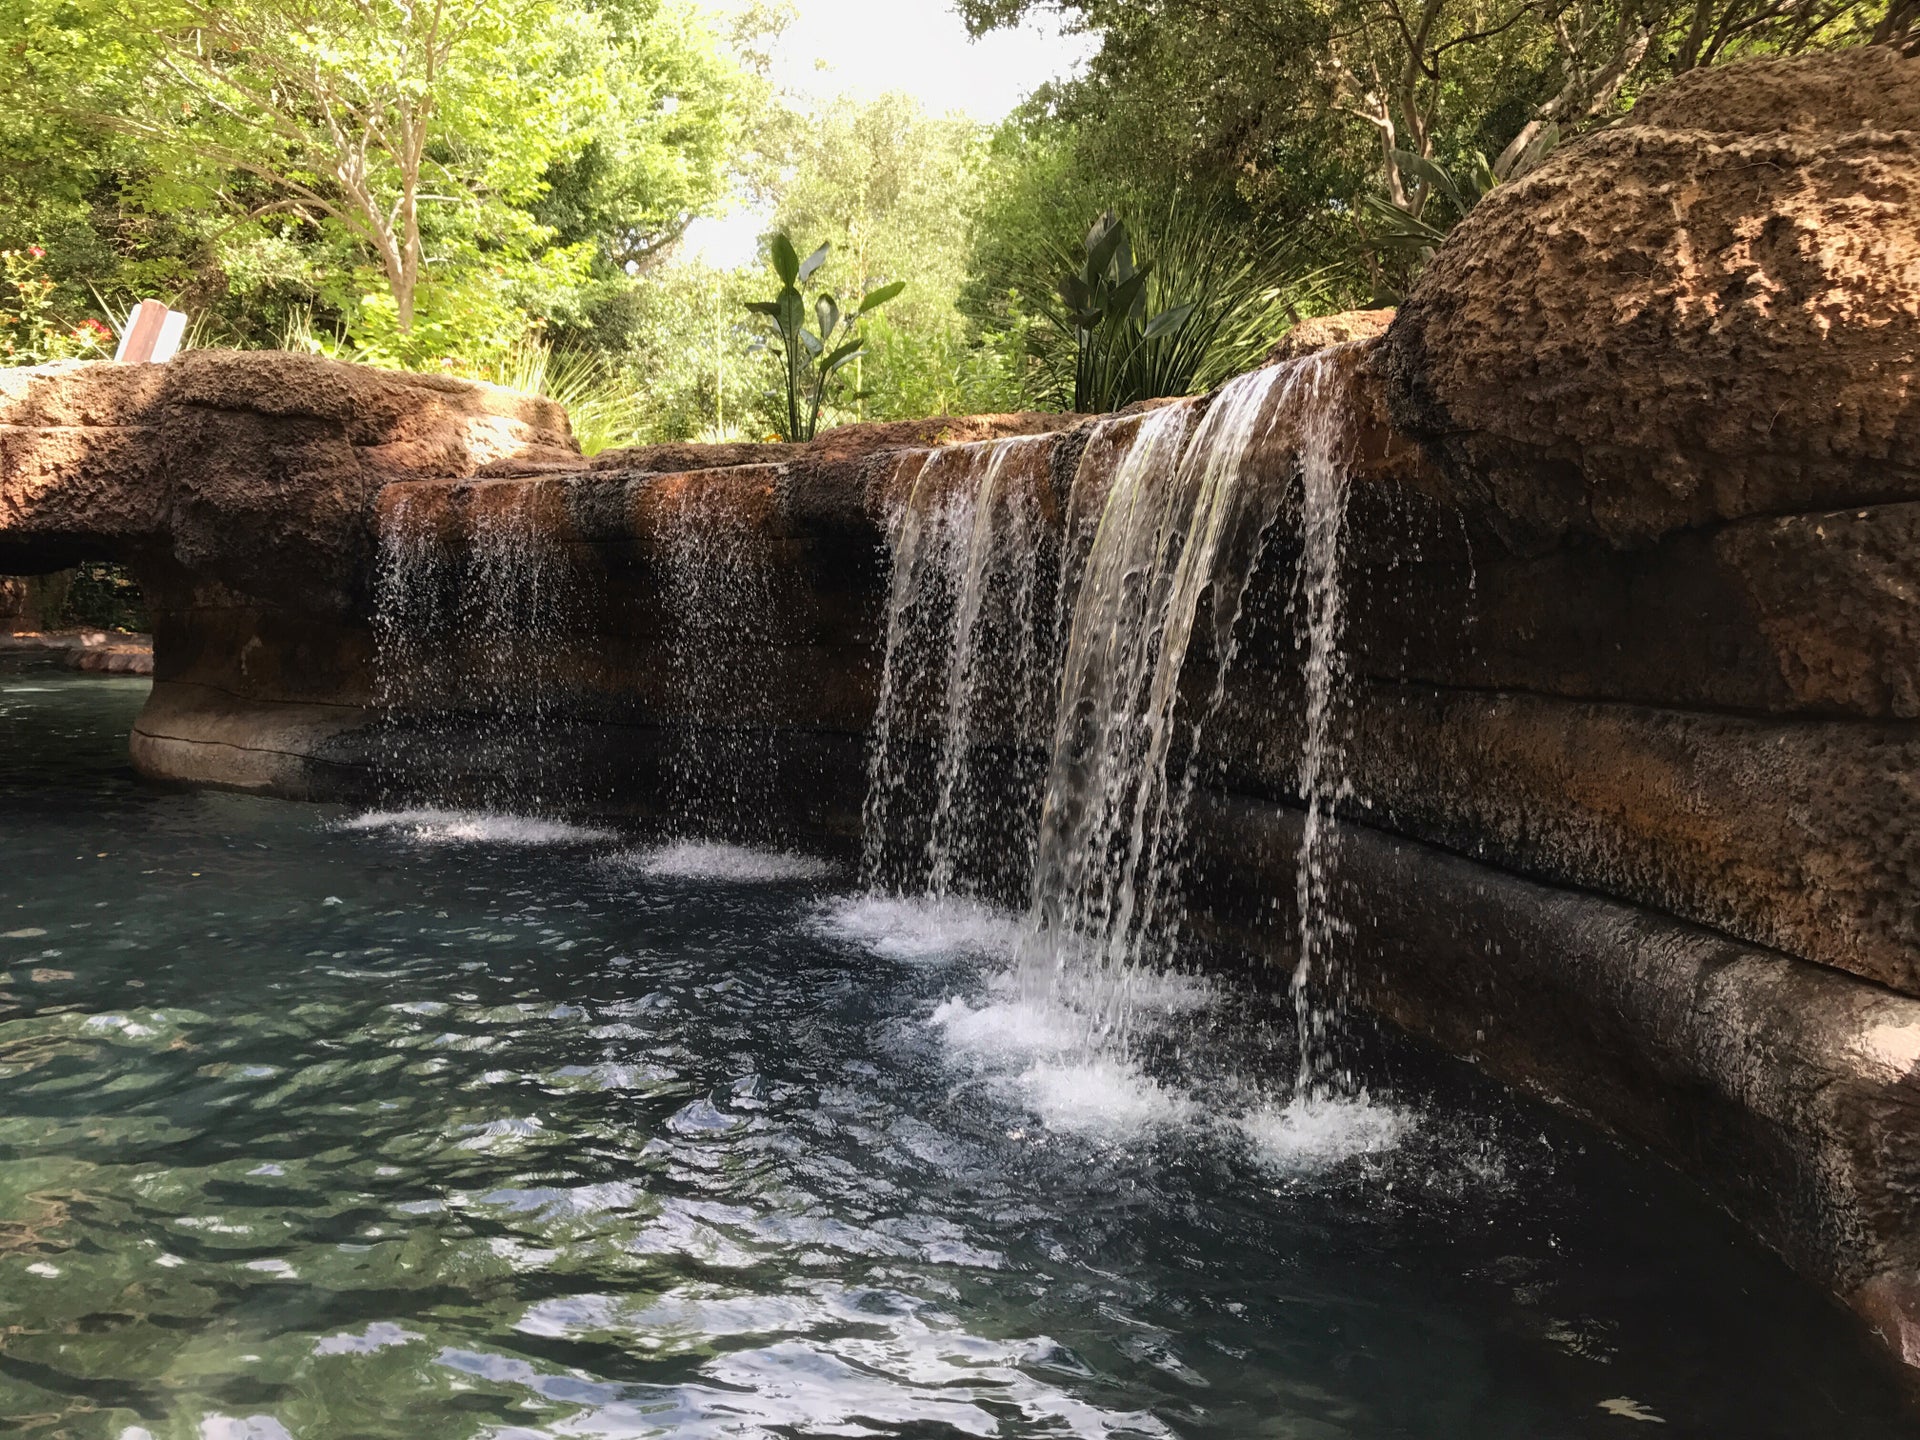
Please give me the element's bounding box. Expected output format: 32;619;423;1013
372;482;579;814
860;436;1058;898
856;351;1361;1082
372;489;458;801
1020;363;1314;1048
1286;361;1358;1099
653;474;777;838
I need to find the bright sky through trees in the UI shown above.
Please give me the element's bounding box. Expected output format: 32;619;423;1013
743;0;1093;118
686;0;1094;265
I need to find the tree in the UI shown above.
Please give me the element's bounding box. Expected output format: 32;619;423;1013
765;92;987;336
759;91;1030;419
106;0;598;335
534;0;750;281
0;0;745;356
957;0;1906;294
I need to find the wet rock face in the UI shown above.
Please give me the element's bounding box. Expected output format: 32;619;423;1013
1382;46;1920;547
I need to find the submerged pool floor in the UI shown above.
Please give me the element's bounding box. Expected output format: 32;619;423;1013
0;664;1911;1438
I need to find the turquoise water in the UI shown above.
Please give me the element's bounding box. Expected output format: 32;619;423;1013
0;664;1910;1438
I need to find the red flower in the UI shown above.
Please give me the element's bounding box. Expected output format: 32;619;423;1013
26;246;44;260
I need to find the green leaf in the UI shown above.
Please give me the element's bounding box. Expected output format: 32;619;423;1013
771;233;800;287
1361;193;1449;248
775;287;806;336
1141;302;1196;341
1086;211;1127;285
1108;269;1150;325
815;294;840;340
799;243;830;283
857;280;905;313
1392;150;1468;219
1467;151;1497;203
798;328;823;357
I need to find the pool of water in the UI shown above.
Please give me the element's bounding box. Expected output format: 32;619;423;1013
0;664;1911;1438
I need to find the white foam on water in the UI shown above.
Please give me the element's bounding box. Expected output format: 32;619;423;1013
811;894;1025;962
1241;1094;1413;1174
931;994;1081;1066
929;995;1194;1144
1019;1059;1193;1141
1070;960;1218;1022
339;809;615;846
610;842;834;883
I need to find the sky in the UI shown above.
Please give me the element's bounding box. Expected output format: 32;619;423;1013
683;0;1097;267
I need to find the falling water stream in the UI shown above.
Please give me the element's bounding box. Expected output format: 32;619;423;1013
372;483;580;821
1286;358;1359;1098
654;476;778;836
1022;363;1303;1043
860;437;1058;898
861;353;1363;1086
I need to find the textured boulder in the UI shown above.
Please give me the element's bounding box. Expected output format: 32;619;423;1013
1382;46;1920;546
1266;308;1395;365
0;352;578;615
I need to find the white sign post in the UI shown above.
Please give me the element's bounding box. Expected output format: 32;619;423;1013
113;299;189;364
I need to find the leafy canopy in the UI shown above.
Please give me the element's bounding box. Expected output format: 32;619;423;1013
0;0;745;358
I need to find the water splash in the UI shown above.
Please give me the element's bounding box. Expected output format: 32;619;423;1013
1241;1093;1412;1174
610;841;832;883
340;809;614;847
1024;362;1322;1050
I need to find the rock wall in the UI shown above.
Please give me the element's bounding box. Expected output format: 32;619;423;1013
1;42;1917;1377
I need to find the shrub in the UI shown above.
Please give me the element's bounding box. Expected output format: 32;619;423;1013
1;247;113;365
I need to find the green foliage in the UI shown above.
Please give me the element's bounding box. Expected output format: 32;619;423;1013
958;0;1905;297
42;562;149;633
747;234;903;442
615;262;784;443
483;344;646;459
533;0;748;278
65;562;149;632
977;190;1338;411
1;247;114;365
855;313;1039;421
764;93;987;336
1359;129;1560;289
0;0;745;357
755;90;1038;423
1056;213;1196;412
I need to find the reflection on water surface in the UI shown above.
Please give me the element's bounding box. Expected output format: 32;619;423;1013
0;664;1909;1438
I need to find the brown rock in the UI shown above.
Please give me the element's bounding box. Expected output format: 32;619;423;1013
1188;792;1920;1369
587;412;1077;476
0;352;580;616
1264;308;1395;366
1214;668;1920;993
1381;46;1920;547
